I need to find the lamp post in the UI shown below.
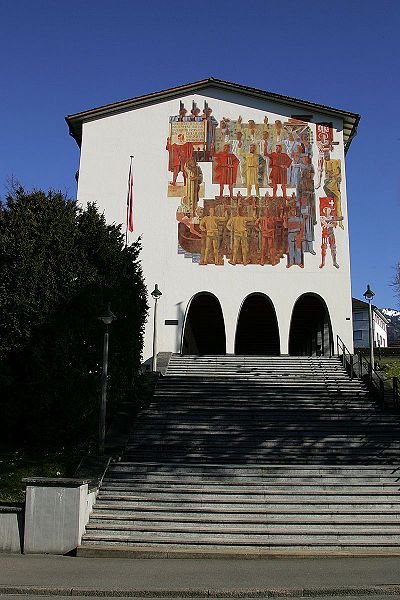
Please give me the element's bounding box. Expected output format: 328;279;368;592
151;284;162;372
98;303;116;455
363;284;375;373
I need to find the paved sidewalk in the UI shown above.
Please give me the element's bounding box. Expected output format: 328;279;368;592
1;554;400;597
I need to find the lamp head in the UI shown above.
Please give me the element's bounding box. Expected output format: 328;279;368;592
98;302;117;326
363;284;375;301
151;284;162;300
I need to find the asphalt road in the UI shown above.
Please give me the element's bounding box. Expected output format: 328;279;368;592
1;554;400;597
0;597;397;600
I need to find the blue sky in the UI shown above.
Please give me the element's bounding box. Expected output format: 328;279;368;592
1;0;399;308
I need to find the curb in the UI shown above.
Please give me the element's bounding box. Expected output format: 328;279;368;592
1;585;400;597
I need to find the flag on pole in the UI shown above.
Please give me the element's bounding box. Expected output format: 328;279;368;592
126;159;134;234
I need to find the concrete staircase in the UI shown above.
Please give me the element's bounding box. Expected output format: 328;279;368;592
79;355;400;557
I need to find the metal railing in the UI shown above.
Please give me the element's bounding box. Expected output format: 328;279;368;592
393;377;399;409
337;336;399;409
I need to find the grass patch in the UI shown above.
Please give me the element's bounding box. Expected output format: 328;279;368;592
0;446;87;503
378;358;400;379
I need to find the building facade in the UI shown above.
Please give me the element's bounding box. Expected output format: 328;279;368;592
352;298;389;349
66;79;359;363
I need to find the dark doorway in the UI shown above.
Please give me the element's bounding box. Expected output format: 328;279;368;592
235;294;280;355
289;293;333;356
182;293;226;355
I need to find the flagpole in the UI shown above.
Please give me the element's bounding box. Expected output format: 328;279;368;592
125;155;134;247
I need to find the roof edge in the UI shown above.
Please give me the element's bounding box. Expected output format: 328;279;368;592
66;78;360;150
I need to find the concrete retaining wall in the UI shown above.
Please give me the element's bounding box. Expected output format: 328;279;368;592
0;506;24;553
23;478;92;555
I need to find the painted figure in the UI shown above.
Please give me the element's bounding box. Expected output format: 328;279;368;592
220;117;231;143
184;156;203;215
319;204;343;269
300;132;312;158
288;142;303;188
200;207;225;265
169;101;188;122
255;206;276;265
300;195;316;255
264;144;292;198
324;159;343;228
238;143;264;197
231;130;246;184
226;209;255;265
287;206;304;268
190;101;202;122
274;195;286;258
202;102;218;160
297;158;316;223
271;120;288;146
166;133;193;185
212;143;240;198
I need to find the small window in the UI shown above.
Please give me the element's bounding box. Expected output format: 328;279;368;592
354;330;363;340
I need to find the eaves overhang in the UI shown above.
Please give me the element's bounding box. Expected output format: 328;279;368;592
65;77;360;153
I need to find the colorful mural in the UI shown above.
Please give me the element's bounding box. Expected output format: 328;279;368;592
166;102;343;268
319;197;343;269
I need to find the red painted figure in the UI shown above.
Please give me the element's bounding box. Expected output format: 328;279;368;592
256;206;276;265
213;143;239;198
166;134;193;185
264;144;292;198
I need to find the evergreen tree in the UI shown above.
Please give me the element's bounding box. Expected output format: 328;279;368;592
0;187;148;444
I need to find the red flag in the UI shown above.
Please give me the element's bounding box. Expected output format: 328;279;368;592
126;163;134;233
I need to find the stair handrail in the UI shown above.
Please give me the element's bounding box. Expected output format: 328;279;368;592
336;335;355;380
337;335;394;408
393;376;399;409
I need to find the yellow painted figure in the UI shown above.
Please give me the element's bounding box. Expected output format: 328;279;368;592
226;211;255;265
238;144;261;197
324;160;343;229
200;207;226;265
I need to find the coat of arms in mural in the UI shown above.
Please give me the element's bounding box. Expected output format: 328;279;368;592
166;101;343;269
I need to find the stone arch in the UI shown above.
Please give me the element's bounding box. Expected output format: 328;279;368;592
181;292;226;355
289;293;333;356
235;293;280;355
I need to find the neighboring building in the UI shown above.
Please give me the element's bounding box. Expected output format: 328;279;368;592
66;78;359;363
352;298;389;349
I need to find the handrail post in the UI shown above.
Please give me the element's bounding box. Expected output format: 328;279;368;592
349;354;353;380
379;378;385;408
358;352;362;378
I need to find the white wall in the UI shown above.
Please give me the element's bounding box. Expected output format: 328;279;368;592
374;313;388;348
76;87;354;360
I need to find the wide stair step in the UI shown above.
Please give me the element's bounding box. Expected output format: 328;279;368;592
79;355;400;557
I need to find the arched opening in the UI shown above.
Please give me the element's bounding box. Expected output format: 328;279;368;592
235;293;280;355
289;293;333;356
182;293;226;355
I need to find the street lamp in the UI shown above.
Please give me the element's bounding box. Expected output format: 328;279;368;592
363;284;375;373
151;284;162;372
98;303;117;455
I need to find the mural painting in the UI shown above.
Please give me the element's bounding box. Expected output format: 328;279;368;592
166;102;344;268
319;196;343;269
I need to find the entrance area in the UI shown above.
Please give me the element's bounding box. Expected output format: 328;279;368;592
235;293;280;355
289;293;333;356
182;293;226;355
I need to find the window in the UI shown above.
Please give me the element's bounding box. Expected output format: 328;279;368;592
354;312;367;321
354;330;363;340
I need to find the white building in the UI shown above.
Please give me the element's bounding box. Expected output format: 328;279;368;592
352;298;389;349
66;79;359;363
